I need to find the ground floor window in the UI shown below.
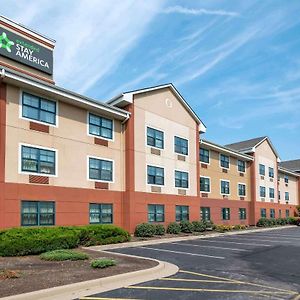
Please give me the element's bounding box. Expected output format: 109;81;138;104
270;208;275;218
200;207;211;221
148;204;164;222
261;208;266;218
222;208;230;220
21;201;55;226
286;209;290;218
176;205;189;222
89;203;113;224
279;209;282;218
239;208;247;220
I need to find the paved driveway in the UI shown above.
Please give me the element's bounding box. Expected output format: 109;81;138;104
81;227;300;300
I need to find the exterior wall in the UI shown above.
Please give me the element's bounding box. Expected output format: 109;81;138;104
278;171;299;206
133;88;198;196
255;140;278;203
5;84;125;191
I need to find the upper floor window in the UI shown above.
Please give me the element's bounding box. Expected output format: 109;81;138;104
260;186;266;197
89;157;113;182
278;190;281;200
269;167;274;178
22;92;56;125
284;175;289;184
89;203;113;224
220;154;230;169
221;180;230;195
147;165;164;185
269;188;275;199
21;145;56;175
148;204;164;222
200;148;209;164
285;192;290;201
174;136;188;155
175;171;189;188
21;201;55;226
238;160;246;172
259;164;265;176
89;113;113;140
200;177;210;192
238;183;246;196
176;205;189;222
147;127;164;149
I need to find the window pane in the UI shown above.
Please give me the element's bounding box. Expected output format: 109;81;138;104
41;99;56;113
40;111;55;124
23;106;39;120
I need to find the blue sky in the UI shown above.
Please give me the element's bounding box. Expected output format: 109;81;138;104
2;0;300;160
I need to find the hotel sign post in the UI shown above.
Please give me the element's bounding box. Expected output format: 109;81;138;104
0;26;53;75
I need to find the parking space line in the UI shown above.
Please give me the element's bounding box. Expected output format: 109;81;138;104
180;270;298;294
126;286;295;295
160;278;238;283
80;297;141;300
218;236;293;243
198;239;272;247
246;234;300;240
141;246;225;259
171;242;250;252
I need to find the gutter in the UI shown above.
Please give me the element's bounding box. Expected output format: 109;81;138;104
0;68;5;79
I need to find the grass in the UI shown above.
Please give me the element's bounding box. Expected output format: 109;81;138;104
39;249;89;261
90;258;116;269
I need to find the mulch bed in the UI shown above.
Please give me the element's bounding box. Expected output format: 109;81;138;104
0;248;157;297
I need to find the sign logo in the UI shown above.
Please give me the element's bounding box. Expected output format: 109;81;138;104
0;32;14;53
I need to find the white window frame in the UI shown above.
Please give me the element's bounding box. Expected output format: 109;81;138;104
87;155;115;183
146;164;165;187
173;135;189;157
87;112;114;142
219;153;230;170
237;159;246;173
237;182;246;197
200;176;211;193
220;179;230;196
145;125;165;151
174;169;189;190
200;148;210;165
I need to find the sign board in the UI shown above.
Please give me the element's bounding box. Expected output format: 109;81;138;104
0;26;53;75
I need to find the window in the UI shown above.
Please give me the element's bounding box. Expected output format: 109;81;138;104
147;166;164;185
176;205;189;222
279;209;282;218
220;154;230;169
239;208;247;220
286;209;290;217
22;92;56;125
221;180;230;195
21;145;56;175
200;177;210;192
260;186;266;198
238;160;246;172
147;127;164;149
201;207;211;221
238;184;246;196
270;208;275;218
148;204;164;222
278;190;281;200
89;113;113;140
269;167;274;178
21;201;55;226
259;164;265;176
200;148;209;164
261;208;267;218
222;208;230;220
89;158;113;182
284;175;289;183
174;136;188;155
285;192;289;201
269;188;275;199
175;171;189;188
89;203;113;224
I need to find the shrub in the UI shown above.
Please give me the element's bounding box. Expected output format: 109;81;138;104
0;225;130;257
296;205;300;216
40;249;89;261
214;225;233;232
202;220;214;230
154;224;165;235
180;221;194;233
286;217;297;225
90;258;116;269
192;221;206;232
167;222;181;234
134;223;156;237
296;218;300;226
276;218;287;226
257;218;269;227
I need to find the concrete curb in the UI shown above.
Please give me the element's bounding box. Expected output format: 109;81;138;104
1;253;178;300
88;225;297;251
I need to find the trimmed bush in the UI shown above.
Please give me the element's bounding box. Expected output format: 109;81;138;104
287;217;297;225
192;221;206;232
91;258;116;269
257;218;269;227
0;225;130;257
214;225;233;232
40;249;89;261
296;218;300;226
154;224;165;236
202;220;214;230
134;223;156;237
180;221;194;233
167;222;181;234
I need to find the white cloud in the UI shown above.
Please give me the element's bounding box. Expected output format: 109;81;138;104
163;5;239;17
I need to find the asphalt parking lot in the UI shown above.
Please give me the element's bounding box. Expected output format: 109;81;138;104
81;227;300;300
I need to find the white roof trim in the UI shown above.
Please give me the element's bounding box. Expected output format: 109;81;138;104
278;166;300;177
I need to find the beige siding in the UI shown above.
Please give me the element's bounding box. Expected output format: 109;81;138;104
278;171;299;205
5;84;125;191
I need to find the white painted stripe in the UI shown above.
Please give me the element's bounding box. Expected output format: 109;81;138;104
248;234;300;239
171;242;250;252
199;239;272;247
141;246;225;259
218;236;293;243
